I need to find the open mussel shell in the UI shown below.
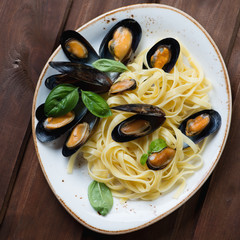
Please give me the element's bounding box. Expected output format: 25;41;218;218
147;147;176;170
62;111;99;157
49;61;112;91
111;104;166;142
112;114;165;142
45;73;109;93
146;38;180;72
109;79;137;94
179;109;221;148
60;30;99;64
35;100;87;143
99;18;142;64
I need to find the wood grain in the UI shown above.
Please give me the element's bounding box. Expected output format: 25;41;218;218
0;0;239;239
227;19;240;103
192;27;240;240
0;0;71;223
0;138;82;240
64;0;157;30
161;0;239;60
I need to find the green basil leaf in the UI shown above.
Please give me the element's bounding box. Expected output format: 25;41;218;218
88;181;113;216
44;84;79;117
92;59;128;72
140;153;148;165
149;139;167;153
81;90;112;118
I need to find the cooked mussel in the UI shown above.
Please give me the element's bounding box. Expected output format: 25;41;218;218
179;109;221;148
60;30;99;64
147;147;176;170
146;38;180;72
36;99;87;143
66;122;89;149
185;113;210;137
43;111;75;130
45;73;110;93
49;62;112;92
120;117;151;137
99;19;142;64
109;79;136;94
111;104;165;142
62;111;99;157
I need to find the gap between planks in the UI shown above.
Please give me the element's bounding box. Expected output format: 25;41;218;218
224;8;240;67
2;1;238;236
0;120;32;224
191;8;240;240
0;0;73;225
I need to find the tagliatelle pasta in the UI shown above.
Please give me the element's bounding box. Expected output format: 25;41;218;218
72;43;212;201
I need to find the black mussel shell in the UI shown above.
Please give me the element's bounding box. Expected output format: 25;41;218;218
49;61;112;88
62;111;99;157
179;109;221;148
111;104;165;117
111;104;166;142
146;38;180;72
107;72;121;83
112;114;165;142
45;73;110;93
99;18;142;64
60;30;99;64
36;100;87;143
35;104;45;121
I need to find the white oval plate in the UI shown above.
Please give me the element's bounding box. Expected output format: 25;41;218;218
32;4;231;234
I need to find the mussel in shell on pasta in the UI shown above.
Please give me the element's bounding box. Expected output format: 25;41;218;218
179;109;221;148
111;104;166;142
60;30;100;65
147;147;176;170
146;38;180;72
62;111;99;157
99;19;142;64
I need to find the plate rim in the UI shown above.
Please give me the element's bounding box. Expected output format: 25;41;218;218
32;3;232;234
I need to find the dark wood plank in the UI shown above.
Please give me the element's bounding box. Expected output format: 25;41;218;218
227;16;240;103
0;0;71;223
1;0;239;239
0;138;82;240
64;0;156;30
192;27;240;240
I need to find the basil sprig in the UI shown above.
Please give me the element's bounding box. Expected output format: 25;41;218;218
44;84;79;117
81;90;112;118
92;59;129;72
140;139;167;165
149;139;167;153
140;154;148;165
88;181;113;216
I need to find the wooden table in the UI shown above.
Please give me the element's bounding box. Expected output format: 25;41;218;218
0;0;239;239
